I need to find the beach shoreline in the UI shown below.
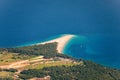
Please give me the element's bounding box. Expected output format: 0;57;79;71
35;34;76;53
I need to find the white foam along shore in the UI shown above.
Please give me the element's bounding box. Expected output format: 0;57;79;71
35;34;76;53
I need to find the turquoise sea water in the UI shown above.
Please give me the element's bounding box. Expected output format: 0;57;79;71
17;34;64;47
63;34;120;69
16;34;120;69
0;0;120;69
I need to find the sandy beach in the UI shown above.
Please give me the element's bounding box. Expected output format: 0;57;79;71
36;34;76;53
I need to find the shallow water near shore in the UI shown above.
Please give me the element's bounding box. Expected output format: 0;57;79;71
17;34;120;69
63;34;120;69
0;0;120;69
0;34;120;69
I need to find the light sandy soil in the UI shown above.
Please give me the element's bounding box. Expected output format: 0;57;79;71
0;56;45;69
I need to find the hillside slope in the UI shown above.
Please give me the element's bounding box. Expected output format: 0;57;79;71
19;60;120;80
0;43;120;80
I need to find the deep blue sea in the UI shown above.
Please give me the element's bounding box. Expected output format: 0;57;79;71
0;0;120;69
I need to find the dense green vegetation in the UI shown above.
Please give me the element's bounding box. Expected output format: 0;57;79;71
0;42;120;80
0;43;59;59
19;60;120;80
0;78;13;80
2;68;18;73
0;42;74;59
7;43;58;58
